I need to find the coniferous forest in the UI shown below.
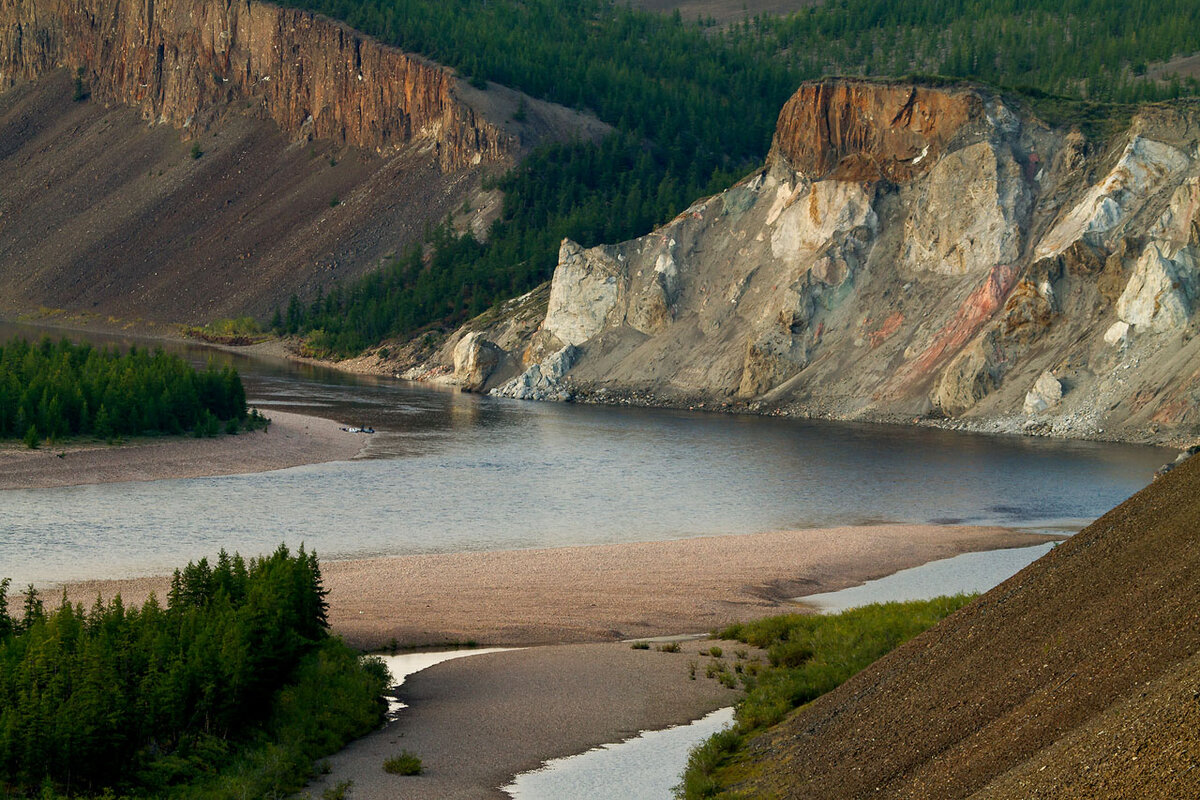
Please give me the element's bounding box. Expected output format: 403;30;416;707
0;337;264;444
0;547;388;798
273;0;1200;357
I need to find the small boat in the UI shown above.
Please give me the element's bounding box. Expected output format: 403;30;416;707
340;426;376;434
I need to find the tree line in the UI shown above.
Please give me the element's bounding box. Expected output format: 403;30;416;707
0;337;263;444
0;546;388;798
275;0;1200;357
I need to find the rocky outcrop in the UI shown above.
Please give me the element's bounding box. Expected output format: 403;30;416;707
491;345;578;401
404;78;1200;446
769;80;986;183
453;332;503;391
1023;370;1063;415
0;0;515;169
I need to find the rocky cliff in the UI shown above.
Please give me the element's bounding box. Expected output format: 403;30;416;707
419;79;1200;446
0;0;514;170
0;0;607;323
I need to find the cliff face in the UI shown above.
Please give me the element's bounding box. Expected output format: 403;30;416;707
0;0;514;169
423;79;1200;446
0;0;609;323
770;81;985;183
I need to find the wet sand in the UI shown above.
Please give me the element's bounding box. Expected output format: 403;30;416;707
60;524;1058;648
307;641;749;800
0;410;363;489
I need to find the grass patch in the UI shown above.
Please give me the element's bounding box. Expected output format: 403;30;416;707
675;595;975;799
184;316;270;346
631;641;650;650
657;641;681;653
383;751;423;776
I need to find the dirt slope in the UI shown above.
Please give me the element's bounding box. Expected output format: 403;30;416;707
0;0;607;323
726;453;1200;799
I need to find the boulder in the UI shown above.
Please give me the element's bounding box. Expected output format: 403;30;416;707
1023;371;1063;415
452;332;503;391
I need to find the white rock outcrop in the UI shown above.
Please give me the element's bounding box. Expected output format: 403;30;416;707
1036;137;1190;259
1116;242;1197;332
1104;320;1131;346
1023;371;1063;415
543;240;624;346
491;345;579;401
769;181;877;265
901;142;1028;276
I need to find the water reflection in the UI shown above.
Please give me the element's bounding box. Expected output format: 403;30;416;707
0;320;1171;587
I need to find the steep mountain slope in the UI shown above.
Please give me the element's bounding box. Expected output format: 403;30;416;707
423;79;1200;445
0;0;605;322
717;448;1200;799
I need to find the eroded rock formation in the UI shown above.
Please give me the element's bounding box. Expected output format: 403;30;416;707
0;0;514;169
414;78;1200;445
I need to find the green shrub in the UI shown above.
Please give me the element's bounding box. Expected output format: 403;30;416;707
383;751;423;776
23;425;39;449
677;596;976;798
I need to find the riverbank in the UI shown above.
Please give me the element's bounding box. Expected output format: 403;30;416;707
59;524;1058;648
309;641;747;800
49;525;1059;799
0;410;364;489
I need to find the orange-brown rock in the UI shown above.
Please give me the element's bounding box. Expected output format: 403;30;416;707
0;0;514;170
770;79;982;183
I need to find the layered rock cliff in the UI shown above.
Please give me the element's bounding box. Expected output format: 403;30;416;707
0;0;607;322
0;0;514;169
418;79;1200;446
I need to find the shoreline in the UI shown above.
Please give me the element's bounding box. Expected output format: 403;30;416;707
6;313;1192;448
0;410;364;490
57;524;1060;649
45;525;1061;799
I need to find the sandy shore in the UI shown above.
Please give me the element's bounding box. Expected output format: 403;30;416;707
0;410;364;489
308;641;750;800
53;525;1059;799
62;524;1058;649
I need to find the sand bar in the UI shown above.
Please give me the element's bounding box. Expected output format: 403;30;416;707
307;641;748;800
61;524;1059;649
0;410;363;490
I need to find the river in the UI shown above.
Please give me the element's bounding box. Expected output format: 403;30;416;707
0;321;1171;587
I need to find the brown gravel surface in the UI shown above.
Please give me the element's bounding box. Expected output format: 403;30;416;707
308;641;747;800
727;454;1200;799
58;525;1056;650
0;410;362;489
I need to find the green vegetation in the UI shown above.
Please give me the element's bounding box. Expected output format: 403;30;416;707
184;316;268;346
271;0;1200;357
190;142;203;159
72;66;89;102
676;596;975;799
0;336;260;444
382;751;423;776
0;546;389;798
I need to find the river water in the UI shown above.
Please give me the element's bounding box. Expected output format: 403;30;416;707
0;321;1171;587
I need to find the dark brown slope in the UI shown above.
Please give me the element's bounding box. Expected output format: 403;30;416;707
0;0;608;324
731;454;1200;799
0;71;484;323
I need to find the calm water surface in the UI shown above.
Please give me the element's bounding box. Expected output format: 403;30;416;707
0;321;1171;586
